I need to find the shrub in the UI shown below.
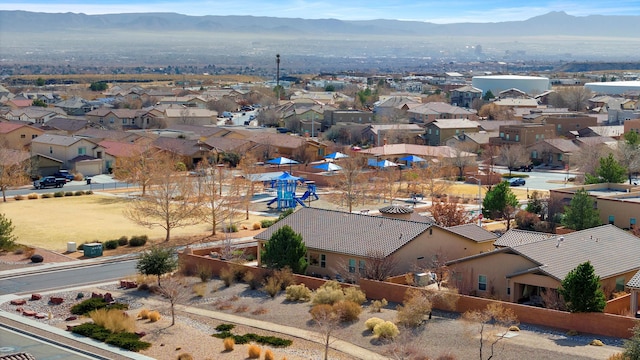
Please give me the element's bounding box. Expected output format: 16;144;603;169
373;321;400;340
13;194;24;200
137;309;150;319
310;304;334;322
243;271;262;290
27;193;39;199
260;219;275;228
590;339;604;346
272;267;296;290
219;267;235;287
74;191;84;196
73;172;83;181
65;191;74;196
607;353;626;360
71;298;109;315
370;298;388;312
89;308;135;333
264;276;282;298
277;208;294;221
85;190;93;195
105;332;151;352
223;337;235;351
148;311;161;322
333;300;362;322
252;222;262;230
129;235;147;247
104;240;119;250
197;265;211;282
177;354;194;360
509;325;520;331
313;281;344;305
53;191;64;197
193;283;206;297
216;324;235;332
224;224;238;233
344;287;366;305
365;317;385;331
396;289;433;328
41;193;53;198
264;349;275;360
285;284;311;302
566;330;579;336
247;344;261;359
117;236;129;246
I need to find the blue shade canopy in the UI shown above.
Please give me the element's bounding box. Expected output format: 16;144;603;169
313;162;343;171
376;160;399;168
399;155;427;162
324;151;349;160
276;172;301;181
266;157;299;165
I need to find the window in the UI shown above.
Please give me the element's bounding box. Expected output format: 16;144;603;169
499;132;504;138
505;134;510;140
32;134;37;139
535;134;539;141
308;253;319;266
631;218;636;227
49;146;53;154
348;259;356;273
122;119;127;125
320;254;326;268
78;147;86;155
557;124;562;131
557;154;563;161
20;134;26;139
616;276;626;292
428;128;432;134
109;118;114;124
515;135;519;142
609;215;615;225
531;150;538;158
435;129;439;136
359;260;366;275
478;275;487;291
96;151;102;159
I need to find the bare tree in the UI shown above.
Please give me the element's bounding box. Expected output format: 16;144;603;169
256;108;280;127
309;304;341;360
451;143;477;180
616;140;640;184
196;161;230;236
124;153;202;242
498;144;529;177
418;159;451;200
327;154;367;213
371;167;402;204
478;103;514;120
206;97;237;113
0;149;30;202
430;200;470;227
463;303;518;360
158;275;191;326
237;153;260;220
557;86;593;112
362;251;400;281
574;144;609;182
113;147;159;196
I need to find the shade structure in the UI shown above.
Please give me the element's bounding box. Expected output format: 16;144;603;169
399;155;427;163
376;160;399;168
266;157;299;165
276;172;301;181
313;162;343;171
324;151;349;160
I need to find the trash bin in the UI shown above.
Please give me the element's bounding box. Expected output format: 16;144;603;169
86;178;91;185
83;243;102;258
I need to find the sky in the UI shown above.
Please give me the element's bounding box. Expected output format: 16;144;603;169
1;0;640;23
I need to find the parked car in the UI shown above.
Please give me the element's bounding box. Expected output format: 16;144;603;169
509;178;526;186
53;170;74;182
509;164;533;172
34;176;66;189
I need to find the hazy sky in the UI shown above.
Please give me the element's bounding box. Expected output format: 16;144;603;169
2;0;640;23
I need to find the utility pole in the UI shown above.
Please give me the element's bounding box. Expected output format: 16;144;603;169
276;54;280;100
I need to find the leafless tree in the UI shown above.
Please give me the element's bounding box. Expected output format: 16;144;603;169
309;304;341;360
113;146;160;196
0;148;30;202
195;161;230;236
237;153;260;220
362;250;400;281
498;144;529;177
478;103;514;120
124;153;202;242
207;97;237;113
256;108;280;127
158;275;191;326
556;86;593;112
616;140;640;184
371;167;402;204
574;144;610;182
418;159;451;200
327;154;367;213
451;143;477;180
463;303;518;360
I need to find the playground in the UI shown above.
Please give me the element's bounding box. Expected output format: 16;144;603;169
248;171;319;211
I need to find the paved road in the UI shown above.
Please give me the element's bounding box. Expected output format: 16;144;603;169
0;327;94;360
495;168;580;191
0;260;138;294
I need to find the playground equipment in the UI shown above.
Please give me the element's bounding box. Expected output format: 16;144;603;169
266;172;318;210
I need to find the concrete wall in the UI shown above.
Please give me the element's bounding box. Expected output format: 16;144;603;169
605;293;632;316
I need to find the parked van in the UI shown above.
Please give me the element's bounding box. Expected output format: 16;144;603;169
222;111;233;118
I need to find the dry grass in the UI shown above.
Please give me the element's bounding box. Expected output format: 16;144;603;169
89;308;136;333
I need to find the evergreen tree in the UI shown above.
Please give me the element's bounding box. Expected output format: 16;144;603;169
482;181;519;229
136;246;179;287
261;225;308;274
561;188;600;230
0;213;17;251
585;153;626;184
558;261;606;313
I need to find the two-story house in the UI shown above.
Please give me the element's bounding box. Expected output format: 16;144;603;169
450;85;483;109
424;119;480;146
0;122;44;150
31;134;105;176
408;102;477;124
489;123;555;147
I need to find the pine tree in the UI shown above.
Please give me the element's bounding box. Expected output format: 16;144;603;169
0;213;17;251
482;181;519;229
561;188;601;230
261;225;308;274
558;261;606;313
136;246;179;287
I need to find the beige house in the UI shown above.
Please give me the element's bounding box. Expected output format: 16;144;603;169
447;225;640;303
0;122;44;150
30;134;105;175
255;207;496;280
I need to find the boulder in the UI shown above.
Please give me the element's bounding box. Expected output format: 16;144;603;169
10;299;26;306
49;297;64;305
30;294;42;301
22;310;36;317
30;254;43;263
15;307;23;313
65;316;78;322
135;331;146;338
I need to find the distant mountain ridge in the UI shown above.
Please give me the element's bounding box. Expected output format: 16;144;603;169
1;10;638;37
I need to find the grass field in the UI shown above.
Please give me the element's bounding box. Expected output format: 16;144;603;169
0;195;270;252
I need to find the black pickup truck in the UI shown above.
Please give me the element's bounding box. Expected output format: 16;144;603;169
33;176;66;189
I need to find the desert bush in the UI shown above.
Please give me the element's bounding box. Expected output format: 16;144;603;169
219;267;235;287
117;236;129;246
85;190;93;195
251;307;268;315
53;191;64;197
344;287;366;305
590;339;604;346
396;289;433;328
193;283;206;297
74;191;84;196
177;353;193;360
260;219;275;228
310;304;334;322
285;284;311;302
509;325;520;331
71;323;150;352
370;298;388;312
365;317;385;331
71;297;128;315
27;193;39;199
247;344;261;358
41;193;53;198
264;349;275;360
566;329;579;336
129;235;148;247
243;271;262;290
234;305;249;313
64;191;74;196
228;263;246;281
223;337;235;351
148;311;161;322
272;267;296;290
264;276;282;298
333;300;362;322
104;240;119;250
252;222;262;230
373;321;399;339
607;353;626;360
197;265;211;282
224;224;238;233
312;281;344;305
89;308;136;333
137;309;150;319
73;172;83;181
13;194;24;200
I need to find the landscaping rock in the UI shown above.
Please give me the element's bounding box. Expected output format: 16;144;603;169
30;254;43;263
104;293;114;304
30;294;42;301
22;310;36;317
49;297;64;305
35;313;47;319
10;299;26;306
15;307;23;313
135;331;146;338
65;316;78;322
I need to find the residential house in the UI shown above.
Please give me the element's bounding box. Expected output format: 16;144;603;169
30;134;104;176
408;102;477;124
85;108;142;129
322;109;373;129
527;138;580;168
359;143;477;169
550;183;640;230
445;131;497;152
40;117;91;135
0;122;44;150
578;125;624;139
362;124;425;146
540;115;599;137
3;107;66;124
243;132;328;162
489;123;555;147
447;225;640;302
450;85;482;109
373;96;421;119
497;88;530;99
53;96;96;115
75;128;149;144
97;140;147;173
162;108;218;127
157;95;208;109
152;137;214;169
423;119;480;146
4;98;33;109
491;98;540;117
255;207;496;279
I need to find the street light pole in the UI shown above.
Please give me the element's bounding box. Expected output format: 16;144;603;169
468;175;483;227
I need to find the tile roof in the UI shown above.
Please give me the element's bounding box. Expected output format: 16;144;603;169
254;207;432;257
494;229;553;247
359;143;476;159
98;140;146;157
627;270;640;289
445;224;498;243
539;139;581;153
31;133;82;146
153;137;212;156
0;352;36;360
510;225;640;281
0;122;27;133
42;117;88;132
429;119;480;129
